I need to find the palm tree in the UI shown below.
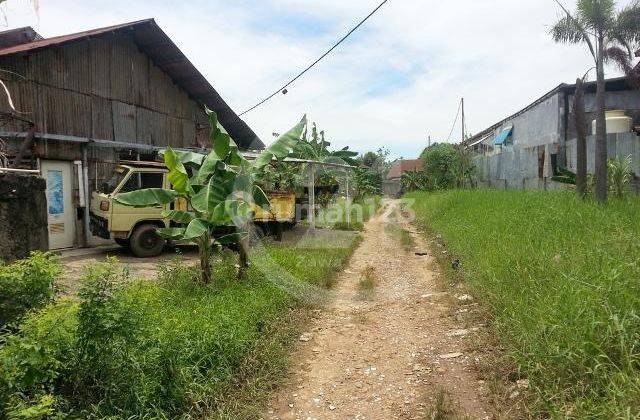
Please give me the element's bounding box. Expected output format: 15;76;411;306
551;0;640;203
574;76;588;197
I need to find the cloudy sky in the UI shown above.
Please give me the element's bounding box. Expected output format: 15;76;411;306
0;0;634;157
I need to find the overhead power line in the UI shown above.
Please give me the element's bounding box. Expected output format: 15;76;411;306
239;0;391;116
446;99;462;143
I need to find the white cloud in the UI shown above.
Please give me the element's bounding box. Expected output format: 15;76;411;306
1;0;635;157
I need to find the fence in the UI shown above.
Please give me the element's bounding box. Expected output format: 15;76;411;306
474;132;640;192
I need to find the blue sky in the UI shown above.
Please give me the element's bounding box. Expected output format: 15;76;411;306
1;0;634;158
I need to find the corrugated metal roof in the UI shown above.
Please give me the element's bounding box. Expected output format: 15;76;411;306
386;159;423;180
0;19;265;150
0;26;43;49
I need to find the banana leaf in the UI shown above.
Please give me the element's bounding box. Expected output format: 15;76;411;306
114;188;180;207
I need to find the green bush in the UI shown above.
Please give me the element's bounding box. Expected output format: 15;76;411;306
0;298;78;417
419;143;475;190
0;252;60;328
407;189;640;418
0;238;358;418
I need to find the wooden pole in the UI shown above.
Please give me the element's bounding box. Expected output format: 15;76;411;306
461;97;465;143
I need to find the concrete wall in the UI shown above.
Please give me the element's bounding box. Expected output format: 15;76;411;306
485;92;562;149
474;143;560;190
475;132;640;192
0;173;48;262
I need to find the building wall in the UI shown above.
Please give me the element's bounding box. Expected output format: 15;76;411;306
0;33;208;150
566;90;640;140
0;33;213;250
565;132;640;193
483;92;562;150
472;86;640;191
382;179;402;197
474;143;558;190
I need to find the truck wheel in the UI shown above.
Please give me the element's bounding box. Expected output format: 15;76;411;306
130;224;166;258
114;238;130;248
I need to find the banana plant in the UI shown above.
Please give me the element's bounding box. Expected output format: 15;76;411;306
114;111;307;283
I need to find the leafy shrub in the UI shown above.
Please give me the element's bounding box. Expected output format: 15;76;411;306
419;142;475;190
0;252;60;328
354;167;382;198
0;298;78;417
0;238;358;418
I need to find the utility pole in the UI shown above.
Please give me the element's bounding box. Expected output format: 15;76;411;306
461;97;465;143
428;135;431;148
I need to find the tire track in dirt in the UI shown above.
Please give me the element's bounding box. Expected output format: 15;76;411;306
265;200;494;419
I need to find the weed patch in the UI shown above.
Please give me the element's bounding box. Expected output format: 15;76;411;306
385;223;414;250
0;252;60;329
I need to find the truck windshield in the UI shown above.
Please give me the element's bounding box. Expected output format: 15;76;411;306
100;167;129;194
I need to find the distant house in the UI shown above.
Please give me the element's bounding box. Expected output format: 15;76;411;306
0;19;263;250
383;158;423;196
466;76;640;190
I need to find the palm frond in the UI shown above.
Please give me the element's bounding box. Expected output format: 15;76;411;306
604;45;634;72
611;1;640;44
604;46;640;88
577;0;616;32
551;15;589;43
551;0;597;60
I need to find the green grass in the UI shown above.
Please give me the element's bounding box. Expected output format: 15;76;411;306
385;223;414;250
407;189;640;418
316;195;382;231
0;235;360;419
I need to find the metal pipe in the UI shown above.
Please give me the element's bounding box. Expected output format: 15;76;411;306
0;167;40;174
82;146;91;247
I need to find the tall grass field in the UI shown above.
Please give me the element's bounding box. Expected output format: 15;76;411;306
407;189;640;418
0;234;359;418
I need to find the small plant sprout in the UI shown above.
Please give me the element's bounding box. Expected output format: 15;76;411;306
357;265;377;301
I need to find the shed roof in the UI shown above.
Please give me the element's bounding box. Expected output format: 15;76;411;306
0;19;265;150
464;76;639;148
387;159;423;180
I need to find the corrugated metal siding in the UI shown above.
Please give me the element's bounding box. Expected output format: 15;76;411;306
0;33;209;154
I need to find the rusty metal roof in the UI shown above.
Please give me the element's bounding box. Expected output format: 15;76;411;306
386;159;423;180
0;19;264;150
0;26;43;49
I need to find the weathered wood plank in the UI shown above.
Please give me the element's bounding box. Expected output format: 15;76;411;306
112;101;136;141
89;37;111;97
91;96;113;140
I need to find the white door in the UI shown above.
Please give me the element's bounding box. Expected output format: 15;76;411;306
41;160;75;249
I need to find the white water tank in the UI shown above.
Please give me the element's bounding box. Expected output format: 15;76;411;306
592;110;633;134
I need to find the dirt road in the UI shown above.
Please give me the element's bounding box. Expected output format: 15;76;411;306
266;201;494;419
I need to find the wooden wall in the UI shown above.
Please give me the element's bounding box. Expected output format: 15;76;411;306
0;33;208;150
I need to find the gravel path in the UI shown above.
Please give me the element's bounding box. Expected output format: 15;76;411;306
266;200;493;419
